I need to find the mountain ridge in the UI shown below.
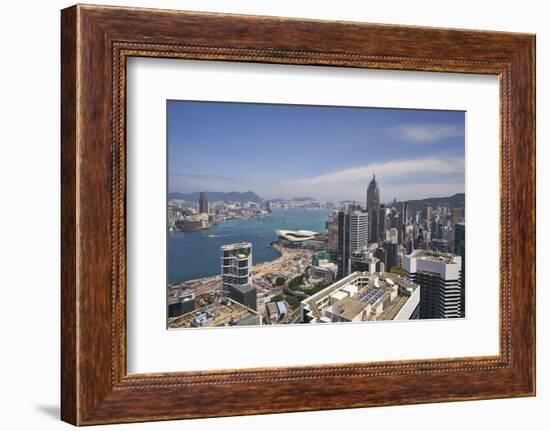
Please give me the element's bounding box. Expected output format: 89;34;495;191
168;191;263;203
386;193;465;213
168;191;465;209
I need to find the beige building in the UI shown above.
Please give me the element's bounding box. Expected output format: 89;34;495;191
300;271;420;324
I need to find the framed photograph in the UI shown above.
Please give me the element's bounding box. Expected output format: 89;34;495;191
164;101;465;331
61;4;536;425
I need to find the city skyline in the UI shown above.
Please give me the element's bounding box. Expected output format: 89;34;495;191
168;189;465;206
168;101;465;202
168;171;466;328
167;100;466;329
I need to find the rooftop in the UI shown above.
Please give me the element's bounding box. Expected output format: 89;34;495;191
276;229;319;242
304;271;417;304
169;297;260;329
220;242;252;251
301;271;420;324
407;249;460;264
227;284;256;294
331;297;369;321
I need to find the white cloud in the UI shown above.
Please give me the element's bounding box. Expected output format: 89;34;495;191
290;156;464;187
275;156;464;202
387;123;464;143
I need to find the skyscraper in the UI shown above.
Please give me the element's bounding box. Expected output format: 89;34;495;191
366;174;380;243
220;242;257;310
401;201;409;243
326;218;339;255
337;208;368;278
378;204;387;239
167;205;177;230
402;201;409;224
441;225;455;251
451;207;463;224
388;208;397;228
430;238;449;254
374;246;388;270
383;238;399;271
199;191;208;214
423;204;433;225
454;223;466;317
388;227;399;244
403;250;463;319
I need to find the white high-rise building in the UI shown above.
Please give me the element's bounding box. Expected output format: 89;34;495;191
220;242;256;310
349;210;368;254
388;227;399;244
403;250;463;319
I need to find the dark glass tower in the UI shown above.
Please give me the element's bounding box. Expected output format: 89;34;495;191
199;191;208;214
366;174;380;243
454;223;466;318
401;201;409;244
383;241;399;271
337;208;368;279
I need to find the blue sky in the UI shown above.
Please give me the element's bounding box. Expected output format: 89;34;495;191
168;100;465;203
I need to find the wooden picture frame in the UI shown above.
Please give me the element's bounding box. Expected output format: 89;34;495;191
61;4;536;425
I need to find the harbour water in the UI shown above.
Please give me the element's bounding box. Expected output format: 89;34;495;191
168;209;331;284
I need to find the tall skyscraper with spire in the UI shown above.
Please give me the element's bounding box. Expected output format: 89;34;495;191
366;174;380;243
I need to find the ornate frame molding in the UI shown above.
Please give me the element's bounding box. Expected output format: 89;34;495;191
61;5;535;425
